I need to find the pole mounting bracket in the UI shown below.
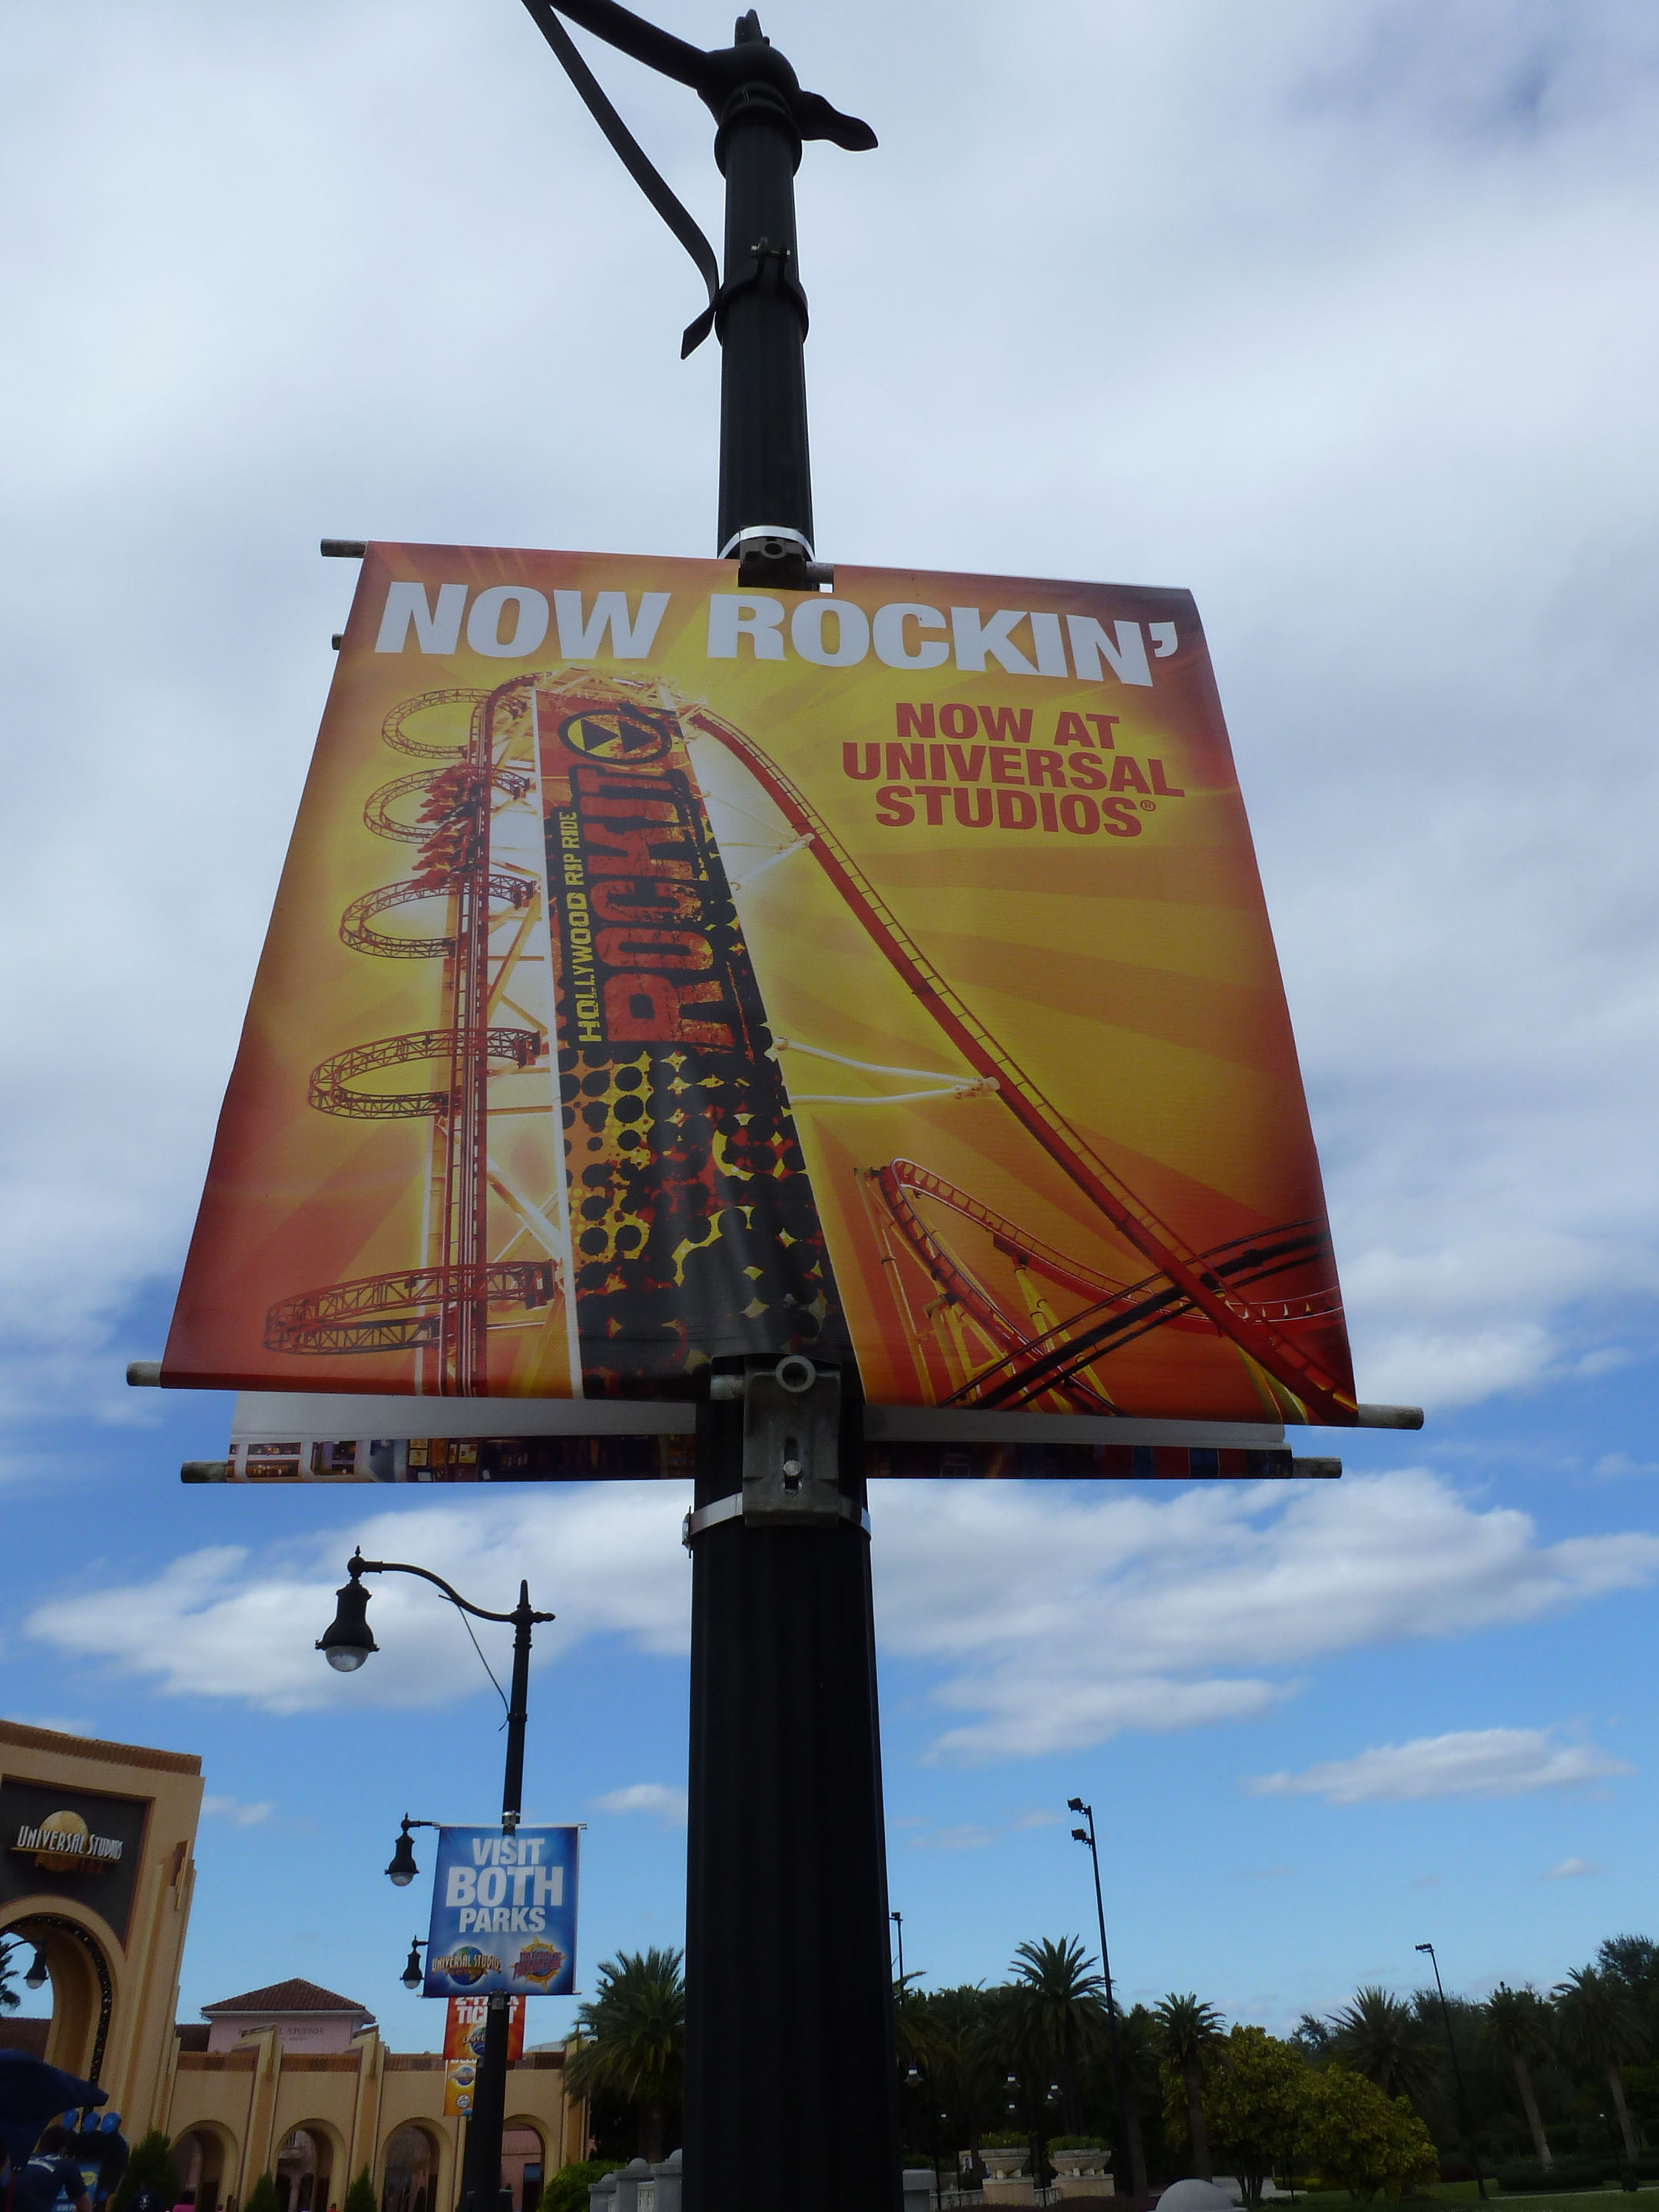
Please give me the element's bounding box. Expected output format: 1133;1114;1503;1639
682;1357;866;1545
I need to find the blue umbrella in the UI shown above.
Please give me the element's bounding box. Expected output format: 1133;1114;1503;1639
0;2051;108;2167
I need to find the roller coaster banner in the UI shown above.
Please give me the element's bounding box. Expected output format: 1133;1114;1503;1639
162;541;1359;1433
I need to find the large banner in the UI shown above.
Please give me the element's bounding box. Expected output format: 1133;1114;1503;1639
424;1824;578;1997
163;545;1357;1426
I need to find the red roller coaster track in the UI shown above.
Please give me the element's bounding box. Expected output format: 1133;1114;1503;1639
684;703;1356;1425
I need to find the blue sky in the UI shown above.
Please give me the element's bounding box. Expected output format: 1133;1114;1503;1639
4;0;1659;2052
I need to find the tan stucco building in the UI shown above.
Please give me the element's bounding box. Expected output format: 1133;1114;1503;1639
1;1721;583;2212
0;1718;203;2129
164;1978;582;2212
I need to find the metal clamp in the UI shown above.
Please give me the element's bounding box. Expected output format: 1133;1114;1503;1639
681;1356;868;1545
720;523;814;561
682;1491;869;1548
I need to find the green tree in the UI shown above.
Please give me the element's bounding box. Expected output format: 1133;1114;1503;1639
111;2133;183;2212
340;2171;375;2212
1301;2065;1438;2201
1554;1966;1647;2164
1007;1938;1105;2134
1482;1985;1555;2171
1331;1988;1440;2112
565;1948;685;2165
0;1936;21;2013
1155;1994;1225;2180
243;2176;280;2212
1201;2027;1308;2208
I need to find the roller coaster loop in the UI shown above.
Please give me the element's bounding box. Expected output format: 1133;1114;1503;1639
309;1027;542;1119
264;1260;556;1356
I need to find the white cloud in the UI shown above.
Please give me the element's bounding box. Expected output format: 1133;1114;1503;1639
1544;1857;1601;1879
1247;1727;1633;1805
25;1491;690;1716
26;1470;1659;1763
868;1470;1659;1758
201;1793;273;1826
914;1824;998;1853
593;1783;687;1827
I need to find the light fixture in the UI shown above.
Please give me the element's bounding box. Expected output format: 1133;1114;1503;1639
386;1819;419;1887
1067;1796;1084;1813
25;1947;48;1990
316;1555;378;1673
401;1939;426;1991
1071;1828;1088;1843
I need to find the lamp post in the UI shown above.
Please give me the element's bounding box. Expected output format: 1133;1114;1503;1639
1415;1943;1486;2200
495;12;894;2204
319;1548;555;2212
1068;1800;1134;2200
892;1910;905;1988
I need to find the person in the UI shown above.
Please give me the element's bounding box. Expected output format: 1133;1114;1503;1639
12;2127;91;2212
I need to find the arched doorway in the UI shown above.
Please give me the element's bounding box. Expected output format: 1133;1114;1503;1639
0;1912;114;2085
274;2128;332;2212
380;2125;437;2212
502;2123;548;2212
174;2127;233;2212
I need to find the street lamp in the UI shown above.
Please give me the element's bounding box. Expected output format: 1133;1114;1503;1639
401;1940;426;1992
1416;1942;1486;2200
386;1816;440;1887
1069;1798;1134;2197
891;1909;905;1987
319;1547;555;2212
25;1946;48;1990
316;1558;378;1671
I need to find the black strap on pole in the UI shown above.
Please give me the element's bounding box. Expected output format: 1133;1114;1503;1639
517;0;721;356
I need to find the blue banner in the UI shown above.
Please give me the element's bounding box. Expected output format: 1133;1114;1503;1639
423;1825;578;1996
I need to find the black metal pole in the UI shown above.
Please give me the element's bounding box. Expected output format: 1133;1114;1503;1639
711;15;813;581
1073;1804;1134;2201
1416;1944;1486;2200
463;1588;537;2212
684;1373;900;2212
892;1909;905;1988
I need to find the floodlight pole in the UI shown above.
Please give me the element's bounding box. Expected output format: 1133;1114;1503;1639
1416;1942;1487;2200
514;8;894;2207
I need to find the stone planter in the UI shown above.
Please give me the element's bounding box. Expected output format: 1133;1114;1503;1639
1052;2147;1114;2197
982;2148;1031;2180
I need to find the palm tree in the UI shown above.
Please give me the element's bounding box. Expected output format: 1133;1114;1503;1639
1554;1966;1647;2165
1111;2003;1158;2198
0;1938;22;2013
1482;1985;1553;2171
1008;1937;1106;2134
1155;1994;1225;2181
1331;1987;1439;2111
565;1947;685;2164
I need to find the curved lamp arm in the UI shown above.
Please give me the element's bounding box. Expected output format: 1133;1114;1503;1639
349;1548;555;1626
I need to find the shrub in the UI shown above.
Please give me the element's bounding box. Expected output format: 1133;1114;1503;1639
243;2177;280;2212
1491;2160;1611;2194
539;2161;625;2212
1048;2137;1108;2153
341;2171;376;2212
111;2132;181;2212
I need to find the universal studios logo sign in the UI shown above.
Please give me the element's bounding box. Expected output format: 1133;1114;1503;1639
12;1811;125;1873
